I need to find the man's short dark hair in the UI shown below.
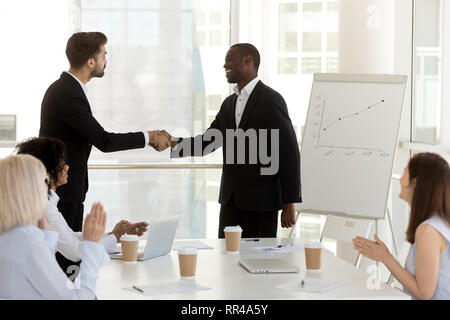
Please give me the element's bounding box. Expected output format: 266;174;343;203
231;43;260;71
16;137;66;186
66;32;107;69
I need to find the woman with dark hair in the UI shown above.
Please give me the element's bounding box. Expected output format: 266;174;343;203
16;137;148;267
353;152;450;300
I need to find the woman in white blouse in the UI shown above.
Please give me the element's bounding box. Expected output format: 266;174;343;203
0;154;108;299
16;137;148;265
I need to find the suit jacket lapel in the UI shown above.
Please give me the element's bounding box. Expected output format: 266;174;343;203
229;94;237;130
238;80;263;130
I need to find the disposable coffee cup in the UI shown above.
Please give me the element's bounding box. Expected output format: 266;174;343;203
120;234;139;264
178;247;198;279
304;241;323;271
224;226;243;254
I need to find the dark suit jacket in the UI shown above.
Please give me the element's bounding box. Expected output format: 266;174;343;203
39;72;145;203
171;80;301;212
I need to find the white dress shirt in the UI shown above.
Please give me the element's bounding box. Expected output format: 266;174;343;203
233;77;260;127
0;224;109;299
46;189;117;262
64;71;149;145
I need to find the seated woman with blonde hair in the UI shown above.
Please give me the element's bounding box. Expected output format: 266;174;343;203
15;137;148;272
353;152;450;300
0;154;107;299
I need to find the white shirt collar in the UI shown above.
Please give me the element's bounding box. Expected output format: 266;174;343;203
233;76;260;96
22;224;46;241
65;71;88;95
49;189;60;206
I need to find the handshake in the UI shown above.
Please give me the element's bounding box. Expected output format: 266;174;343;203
148;130;178;152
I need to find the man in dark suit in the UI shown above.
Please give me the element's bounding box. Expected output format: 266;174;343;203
39;32;169;275
168;43;301;238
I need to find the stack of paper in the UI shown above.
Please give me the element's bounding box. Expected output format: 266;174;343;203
172;240;214;250
276;278;349;294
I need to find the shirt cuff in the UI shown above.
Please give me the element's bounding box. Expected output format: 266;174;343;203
80;241;110;284
142;131;149;146
41;230;60;253
100;233;118;253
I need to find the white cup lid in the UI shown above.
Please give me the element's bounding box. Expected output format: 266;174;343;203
120;233;138;241
223;225;243;232
178;246;197;254
305;241;323;249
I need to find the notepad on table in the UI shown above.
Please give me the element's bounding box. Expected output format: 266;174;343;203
124;280;210;296
172;240;214;250
276;278;349;294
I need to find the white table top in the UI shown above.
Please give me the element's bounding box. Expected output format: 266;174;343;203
96;238;410;300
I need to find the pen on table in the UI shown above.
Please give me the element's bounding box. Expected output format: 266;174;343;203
132;285;144;293
243;239;260;242
276;244;294;248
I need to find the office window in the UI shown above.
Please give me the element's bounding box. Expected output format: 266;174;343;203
302;2;322;31
301;57;321;74
278;57;298;74
279;3;298;53
302;32;322;52
271;0;339;240
276;0;338;76
327;32;338;52
73;0;230;238
326;56;338;72
412;0;442;144
0;1;72;153
0;115;16;142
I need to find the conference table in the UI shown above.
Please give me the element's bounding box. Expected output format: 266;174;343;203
96;238;410;300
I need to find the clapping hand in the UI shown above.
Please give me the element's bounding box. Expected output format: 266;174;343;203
127;222;149;236
83;202;107;243
111;220;149;242
352;234;391;263
110;220;132;242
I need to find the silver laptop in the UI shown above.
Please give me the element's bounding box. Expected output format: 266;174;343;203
239;258;299;274
110;216;179;261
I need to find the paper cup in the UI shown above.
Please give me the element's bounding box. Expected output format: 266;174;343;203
304;241;323;271
224;226;243;253
120;234;139;264
178;247;198;279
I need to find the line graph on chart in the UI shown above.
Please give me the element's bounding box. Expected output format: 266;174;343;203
300;74;407;220
311;95;390;158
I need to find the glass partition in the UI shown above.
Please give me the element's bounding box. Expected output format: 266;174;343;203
412;0;442;144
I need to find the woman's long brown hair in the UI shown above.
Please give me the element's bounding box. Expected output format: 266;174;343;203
406;152;450;243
